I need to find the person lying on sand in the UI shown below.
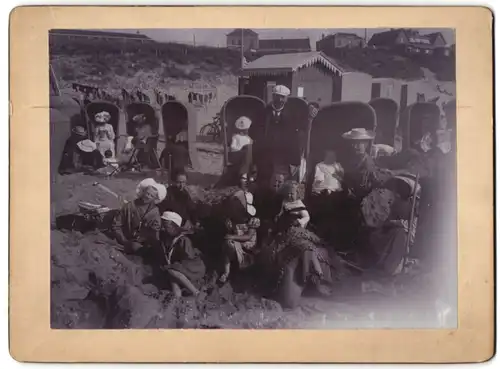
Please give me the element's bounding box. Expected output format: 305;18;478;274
160;211;206;299
111;178;166;254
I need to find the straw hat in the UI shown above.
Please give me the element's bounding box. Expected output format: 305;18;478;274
272;85;290;97
95;111;111;123
76;139;97;153
161;211;182;227
132;114;147;124
341;128;375;141
72;126;87;137
235;116;252;130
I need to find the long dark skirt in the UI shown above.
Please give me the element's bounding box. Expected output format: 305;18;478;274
358;225;408;276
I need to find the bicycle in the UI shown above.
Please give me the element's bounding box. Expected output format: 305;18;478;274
199;113;222;142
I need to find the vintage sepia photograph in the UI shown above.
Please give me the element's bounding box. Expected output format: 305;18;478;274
49;27;458;330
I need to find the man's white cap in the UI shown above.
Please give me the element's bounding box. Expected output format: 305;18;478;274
235;116;252;130
161;211;183;227
272;85;291;97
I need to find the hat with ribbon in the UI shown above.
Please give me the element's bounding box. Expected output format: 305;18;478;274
341;128;376;141
76;139;97;153
161;211;183;227
94;111;111;124
136;178;167;204
132;114;147;124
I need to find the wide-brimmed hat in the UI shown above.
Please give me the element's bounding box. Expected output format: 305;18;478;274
342;128;375;141
136;178;167;204
132;114;147;124
161;211;182;227
76;139;97;153
94;111;111;123
235;116;252;130
72;126;87;137
272;85;290;97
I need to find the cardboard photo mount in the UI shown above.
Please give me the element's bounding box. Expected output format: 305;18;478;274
9;6;494;363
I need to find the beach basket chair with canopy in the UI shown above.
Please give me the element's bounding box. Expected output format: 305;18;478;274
305;101;377;198
125;102;159;137
118;102;162;171
400;102;441;151
161;100;200;173
221;95;267;169
369;98;399;147
85;101;121;145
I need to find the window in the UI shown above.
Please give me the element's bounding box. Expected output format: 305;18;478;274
297;87;304;97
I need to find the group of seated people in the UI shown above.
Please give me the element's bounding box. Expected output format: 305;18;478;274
59;111;118;175
59;109;191;176
103;115;453;308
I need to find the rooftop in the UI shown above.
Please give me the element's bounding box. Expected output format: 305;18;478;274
227;28;259;37
258;38;311;50
50;29;152;40
242;51;353;76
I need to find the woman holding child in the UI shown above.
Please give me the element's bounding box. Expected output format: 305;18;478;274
258;181;348;308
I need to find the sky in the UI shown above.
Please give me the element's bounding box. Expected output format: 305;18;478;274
110;28;455;48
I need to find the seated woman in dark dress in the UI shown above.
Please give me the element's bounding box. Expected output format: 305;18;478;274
59;126;104;174
158;170;198;231
160;126;191;178
111;178;166;255
160;211;206;298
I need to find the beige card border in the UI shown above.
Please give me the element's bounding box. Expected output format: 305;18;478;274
9;6;494;363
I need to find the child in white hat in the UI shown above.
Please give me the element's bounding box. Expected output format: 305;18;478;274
160;211;206;298
220;116;255;187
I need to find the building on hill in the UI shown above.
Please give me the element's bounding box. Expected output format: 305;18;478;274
256;38;311;56
316;32;365;53
368;28;448;56
49;29;154;44
239;51;372;105
226;29;259;52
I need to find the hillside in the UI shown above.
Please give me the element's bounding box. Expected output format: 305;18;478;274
50;37;242;91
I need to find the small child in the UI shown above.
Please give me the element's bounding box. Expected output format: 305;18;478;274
94;111;116;158
228;116;253;169
312;149;344;195
103;149;119;168
276;181;310;231
160;211;206;298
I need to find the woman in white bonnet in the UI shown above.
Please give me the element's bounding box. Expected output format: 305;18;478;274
93;111;116;158
111;178;166;254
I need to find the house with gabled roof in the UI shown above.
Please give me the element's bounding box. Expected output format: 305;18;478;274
316;32;365;53
256;38;311;55
239;51;373;105
368;28;448;56
226;29;259;52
